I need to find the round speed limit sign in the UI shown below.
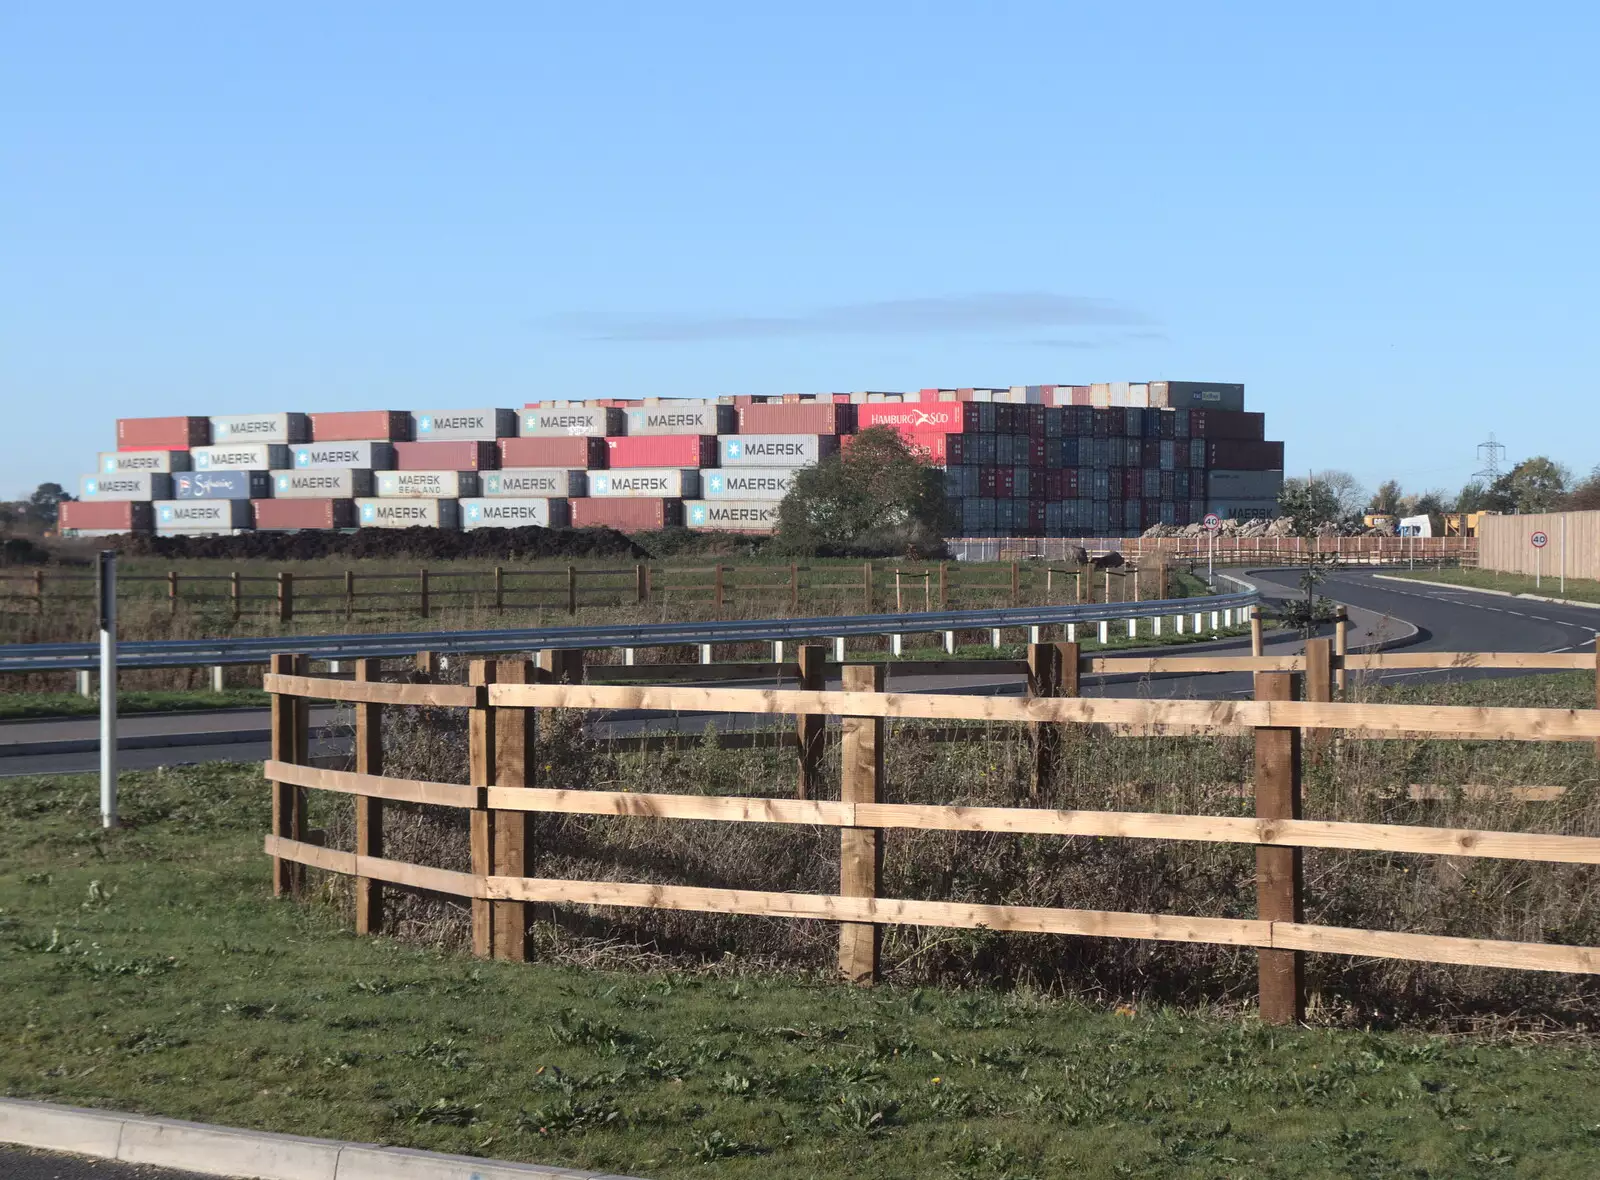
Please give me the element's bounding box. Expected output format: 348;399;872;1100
1202;513;1222;532
1531;531;1549;549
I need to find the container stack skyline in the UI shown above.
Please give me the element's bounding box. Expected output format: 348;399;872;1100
58;381;1285;540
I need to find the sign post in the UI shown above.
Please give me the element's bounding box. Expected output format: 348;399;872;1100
97;549;118;829
1531;530;1548;590
1203;513;1222;585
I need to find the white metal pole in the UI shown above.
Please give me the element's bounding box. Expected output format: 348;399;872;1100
1561;517;1566;595
1207;532;1214;584
98;550;118;829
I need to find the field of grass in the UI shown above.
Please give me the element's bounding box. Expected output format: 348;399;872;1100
7;762;1600;1178
1386;567;1600;605
0;688;271;721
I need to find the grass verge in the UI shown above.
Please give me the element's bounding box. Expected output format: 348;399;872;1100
0;689;271;721
6;764;1600;1177
1385;567;1600;606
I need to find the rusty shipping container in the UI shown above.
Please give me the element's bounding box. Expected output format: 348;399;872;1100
569;497;683;531
118;416;210;450
309;410;412;442
499;436;608;469
253;498;357;530
60;500;155;533
393;440;499;471
736;402;855;435
605;435;718;469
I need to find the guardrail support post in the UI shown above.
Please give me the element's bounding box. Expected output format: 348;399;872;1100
1098;620;1109;644
491;658;535;961
839;663;884;985
942;629;955;653
1027;642;1060;802
277;572;293;623
76;669;93;697
772;640;784;664
209;665;225;693
623;647;636;666
468;660;496;958
1334;607;1349;694
699;643;714;664
1066;622;1077;643
1029;624;1042;644
269;653;307;898
1127;618;1136;639
1210;610;1219;631
1193;611;1202;633
354;658;384;936
1254;669;1304;1025
796;644;825;800
990;628;1002;649
833;637;845;662
890;634;903;657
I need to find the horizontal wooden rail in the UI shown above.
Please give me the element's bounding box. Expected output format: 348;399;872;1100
263;673;479;707
1088;651;1595;675
262;834;1600;975
264;761;1600;866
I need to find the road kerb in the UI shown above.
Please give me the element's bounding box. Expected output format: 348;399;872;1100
0;1097;645;1180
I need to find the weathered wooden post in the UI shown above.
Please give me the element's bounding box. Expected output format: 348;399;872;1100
1334;606;1349;694
490;658;536;960
1027;642;1061;802
418;568;430;619
1305;637;1334;759
269;653;307;897
1254;670;1305;1025
277;572;293;622
467;660;496;958
795;645;826;801
353;658;384;936
566;565;578;614
839;664;884;985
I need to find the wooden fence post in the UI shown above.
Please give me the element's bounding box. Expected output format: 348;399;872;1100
795;644;826;800
168;570;178;615
277;572;293;622
230;570;242;620
1594;637;1599;763
269;653;306;897
1250;613;1264;657
1254;670;1304;1025
714;564;725;612
414;650;440;682
862;562;873;612
491;658;536;961
468;660;496;958
1305;637;1333;758
938;562;949;608
494;566;505;614
1027;642;1061;802
353;658;384;936
1011;561;1021;606
839;663;884;985
789;563;800;613
344;570;355;618
419;568;430;618
33;569;44;614
538;647;585;685
636;563;648;605
566;565;577;614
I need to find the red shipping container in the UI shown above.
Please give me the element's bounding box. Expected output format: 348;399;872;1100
253;498;356;530
978;468;998;497
856;402;975;434
60;500;154;532
1141;439;1161;468
570;497;683;531
499;436;608;468
738;402;855;435
994;468;1015;498
393;440;498;471
1187;410;1207;438
310;410;411;442
1201;411;1265;441
1028;501;1047;534
117;416;209;450
606;435;718;469
903;432;948;465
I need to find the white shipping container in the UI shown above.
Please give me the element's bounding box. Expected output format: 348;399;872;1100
587;469;699;498
717;434;835;467
375;470;480;498
209;412;310;444
272;469;374;499
519;406;623;438
460;497;569;529
79;472;171;500
700;467;801;499
192;443;291;471
411;408;517;441
481;469;588;498
293;441;396;469
154;500;252;532
355;498;461;528
625;404;735;436
684;500;781;532
98;450;191;474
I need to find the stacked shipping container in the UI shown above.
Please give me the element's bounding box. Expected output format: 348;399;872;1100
59;383;1282;538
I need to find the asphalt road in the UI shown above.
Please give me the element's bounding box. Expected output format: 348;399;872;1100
0;1147;206;1179
2;569;1594;777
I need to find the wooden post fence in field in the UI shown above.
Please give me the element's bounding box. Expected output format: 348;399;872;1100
637;563;649;605
344;570;355;618
1011;561;1021;606
353;658;384;935
167;570;179;615
491;658;536;961
468;660;496;958
414;650;440;682
269;653;306;897
1028;642;1061;802
419;568;430;619
566;565;577;614
862;562;873;612
789;563;800;612
1254;670;1305;1025
277;572;293;623
1305;638;1334;759
1334;607;1350;694
839;664;884;985
231;571;242;620
494;566;505;614
795;644;826;800
714;564;725;612
938;562;950;608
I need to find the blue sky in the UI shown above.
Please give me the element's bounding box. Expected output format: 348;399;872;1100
4;1;1596;500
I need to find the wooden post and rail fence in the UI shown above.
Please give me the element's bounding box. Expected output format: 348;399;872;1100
261;636;1600;1022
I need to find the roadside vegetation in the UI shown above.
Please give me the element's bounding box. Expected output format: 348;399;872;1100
7;758;1600;1178
0;688;270;721
1386;567;1600;607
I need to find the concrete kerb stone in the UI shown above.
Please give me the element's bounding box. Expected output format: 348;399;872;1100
0;1097;646;1180
1373;573;1600;612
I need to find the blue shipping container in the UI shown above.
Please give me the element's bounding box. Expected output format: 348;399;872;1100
171;470;273;500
